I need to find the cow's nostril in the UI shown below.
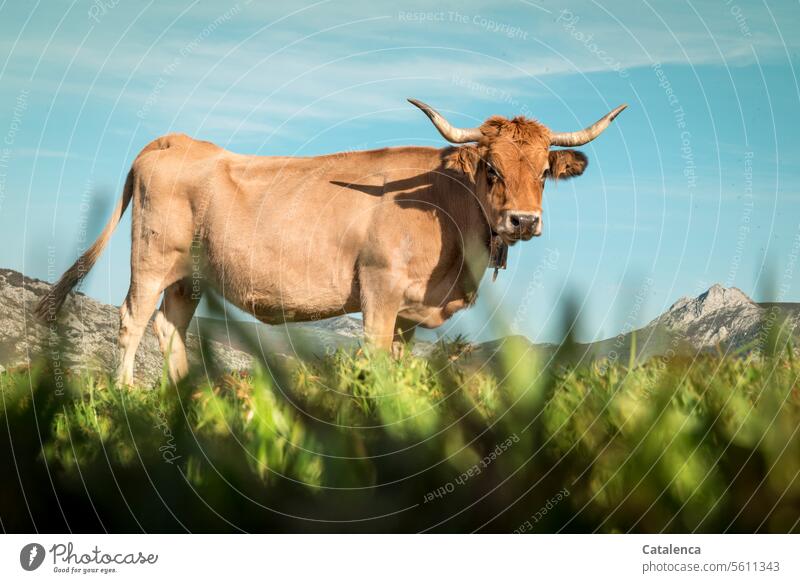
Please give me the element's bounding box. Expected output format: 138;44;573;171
510;216;520;228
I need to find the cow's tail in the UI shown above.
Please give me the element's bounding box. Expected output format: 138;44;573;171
34;169;135;320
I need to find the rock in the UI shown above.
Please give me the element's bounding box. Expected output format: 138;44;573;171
291;315;364;338
0;268;252;386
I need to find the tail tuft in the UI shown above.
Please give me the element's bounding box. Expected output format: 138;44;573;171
34;258;91;321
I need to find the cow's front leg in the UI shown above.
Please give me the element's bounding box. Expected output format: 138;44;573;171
391;317;416;358
360;270;404;351
362;300;402;351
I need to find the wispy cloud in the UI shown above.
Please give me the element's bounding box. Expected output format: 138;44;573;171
3;0;795;137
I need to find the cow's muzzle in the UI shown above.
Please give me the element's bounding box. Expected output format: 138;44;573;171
499;211;541;241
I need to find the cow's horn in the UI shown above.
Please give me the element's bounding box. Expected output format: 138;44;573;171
408;98;484;144
549;104;628;147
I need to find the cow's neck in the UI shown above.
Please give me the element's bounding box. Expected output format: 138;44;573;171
440;170;496;295
448;167;507;281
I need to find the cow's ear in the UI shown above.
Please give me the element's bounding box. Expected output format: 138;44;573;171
444;145;480;177
547;149;588;180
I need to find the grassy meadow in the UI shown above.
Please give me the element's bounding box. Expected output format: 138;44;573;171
2;324;799;534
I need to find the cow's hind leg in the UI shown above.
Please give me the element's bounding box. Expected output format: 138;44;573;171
153;279;199;383
116;279;163;386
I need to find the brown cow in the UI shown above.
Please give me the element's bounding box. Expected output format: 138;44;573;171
36;99;625;384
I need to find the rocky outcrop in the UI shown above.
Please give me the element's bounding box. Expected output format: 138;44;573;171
0;268;252;386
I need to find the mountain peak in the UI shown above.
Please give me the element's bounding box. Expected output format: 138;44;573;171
653;283;764;349
665;284;754;318
695;284;753;312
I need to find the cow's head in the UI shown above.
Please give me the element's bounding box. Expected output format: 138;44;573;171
409;99;626;243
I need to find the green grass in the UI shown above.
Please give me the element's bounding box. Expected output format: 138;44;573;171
2;339;799;533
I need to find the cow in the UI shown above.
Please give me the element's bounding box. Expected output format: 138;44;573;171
35;99;626;384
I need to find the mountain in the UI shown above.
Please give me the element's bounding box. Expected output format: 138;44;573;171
583;284;800;364
1;268;798;385
654;284;764;347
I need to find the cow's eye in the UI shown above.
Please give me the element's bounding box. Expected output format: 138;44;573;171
487;165;499;184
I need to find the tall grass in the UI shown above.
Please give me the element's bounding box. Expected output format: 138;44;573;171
2;331;798;533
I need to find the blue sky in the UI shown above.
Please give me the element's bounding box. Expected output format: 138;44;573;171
1;0;799;343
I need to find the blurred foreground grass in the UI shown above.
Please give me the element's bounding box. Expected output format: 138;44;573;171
2;337;799;533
